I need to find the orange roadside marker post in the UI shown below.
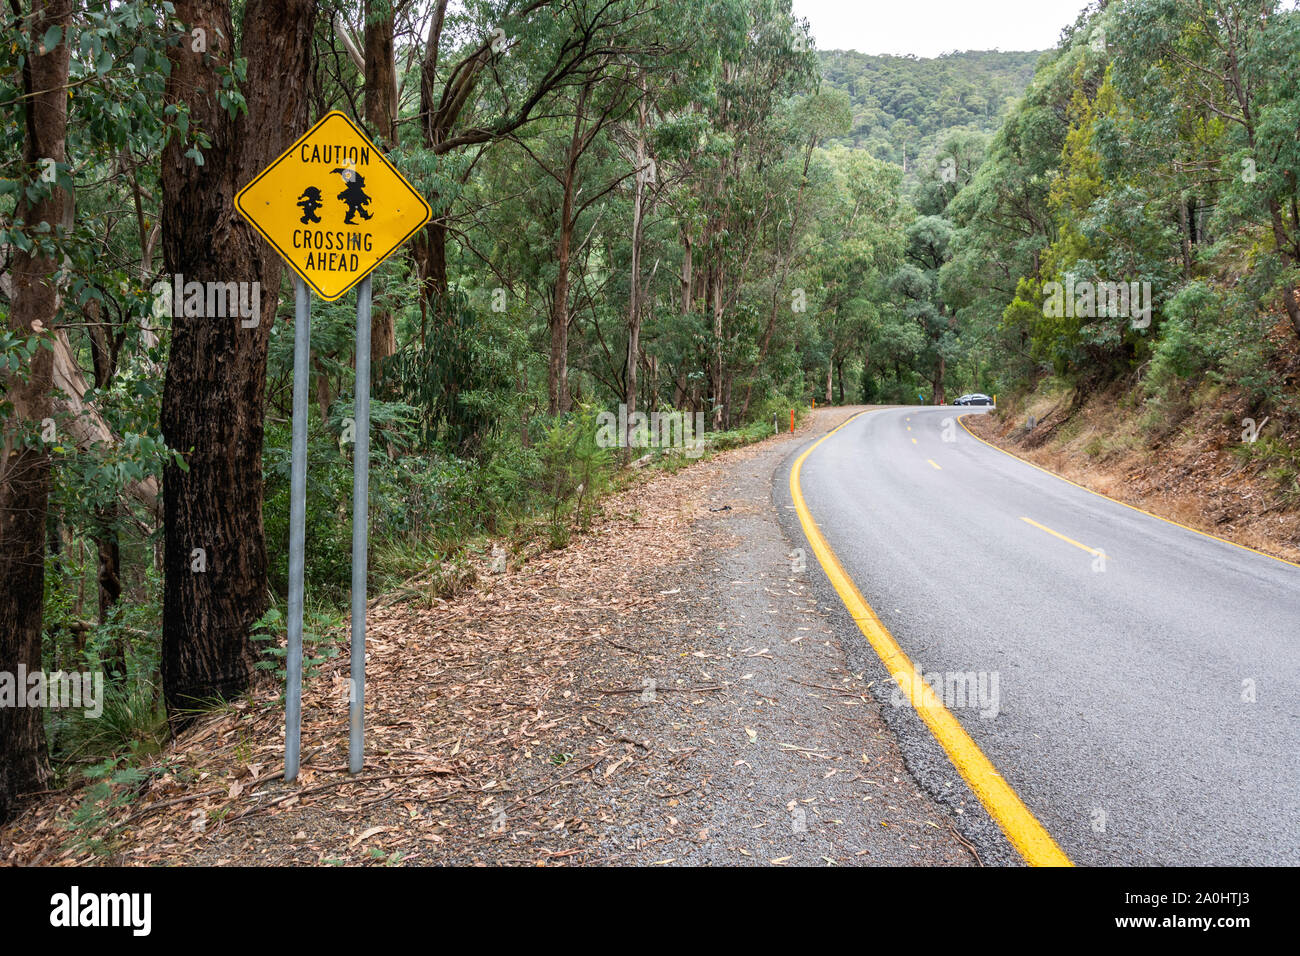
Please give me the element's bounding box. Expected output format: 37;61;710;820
790;409;795;433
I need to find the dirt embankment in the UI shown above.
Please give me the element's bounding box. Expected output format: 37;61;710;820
965;378;1300;565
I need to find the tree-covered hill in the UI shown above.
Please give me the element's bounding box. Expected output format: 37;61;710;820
817;49;1044;168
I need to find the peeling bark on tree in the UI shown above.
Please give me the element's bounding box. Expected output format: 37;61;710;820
50;330;160;517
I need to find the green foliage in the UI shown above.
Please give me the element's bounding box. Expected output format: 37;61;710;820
533;405;613;548
1237;437;1300;507
946;0;1300;420
64;752;178;858
818;49;1042;170
391;290;521;454
248;605;342;689
40;558;168;767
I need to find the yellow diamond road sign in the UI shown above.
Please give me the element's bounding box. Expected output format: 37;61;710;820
235;110;431;301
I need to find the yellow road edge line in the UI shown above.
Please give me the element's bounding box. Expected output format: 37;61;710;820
927;459;942;471
1021;516;1109;559
957;414;1300;571
790;411;1073;867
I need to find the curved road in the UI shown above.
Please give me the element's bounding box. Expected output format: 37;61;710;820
790;405;1300;865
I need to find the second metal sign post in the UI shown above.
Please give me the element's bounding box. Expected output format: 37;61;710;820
283;274;373;780
349;275;372;775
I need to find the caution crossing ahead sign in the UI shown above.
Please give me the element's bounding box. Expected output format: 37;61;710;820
235;110;431;301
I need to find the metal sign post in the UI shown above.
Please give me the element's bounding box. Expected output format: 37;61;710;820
349;275;372;774
236;111;430;781
284;276;311;782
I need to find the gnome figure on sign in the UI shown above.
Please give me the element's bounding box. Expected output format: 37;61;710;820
331;167;374;224
296;186;324;224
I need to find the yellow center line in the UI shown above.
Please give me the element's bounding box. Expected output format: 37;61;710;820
1020;516;1110;559
790;411;1072;867
910;438;917;445
956;413;1300;570
927;459;942;470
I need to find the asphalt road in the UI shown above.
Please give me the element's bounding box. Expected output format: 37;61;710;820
789;405;1300;865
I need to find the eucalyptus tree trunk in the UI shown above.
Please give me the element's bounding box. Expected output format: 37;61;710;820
548;155;576;415
159;0;316;720
364;0;399;382
547;81;594;416
624;82;649;452
0;0;70;823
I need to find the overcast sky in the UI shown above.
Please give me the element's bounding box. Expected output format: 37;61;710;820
792;0;1095;57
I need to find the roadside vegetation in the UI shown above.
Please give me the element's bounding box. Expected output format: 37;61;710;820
945;1;1300;550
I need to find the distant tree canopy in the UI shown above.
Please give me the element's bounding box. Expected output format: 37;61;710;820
816;49;1043;170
